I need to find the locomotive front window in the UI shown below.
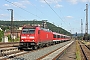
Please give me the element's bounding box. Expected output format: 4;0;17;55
22;29;35;34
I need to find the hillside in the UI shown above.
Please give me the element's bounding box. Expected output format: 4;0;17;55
0;20;71;36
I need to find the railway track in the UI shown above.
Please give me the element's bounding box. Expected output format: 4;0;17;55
10;41;74;60
0;42;21;60
79;41;90;60
0;46;29;60
37;41;74;60
0;41;74;60
0;42;19;48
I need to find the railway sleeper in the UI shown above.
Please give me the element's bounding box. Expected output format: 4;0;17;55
0;48;19;57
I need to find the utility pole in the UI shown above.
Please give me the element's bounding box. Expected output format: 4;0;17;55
84;4;88;41
7;9;14;42
81;19;83;40
85;4;88;34
58;25;60;33
81;19;83;36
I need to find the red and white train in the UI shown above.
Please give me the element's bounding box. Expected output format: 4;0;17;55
19;26;71;50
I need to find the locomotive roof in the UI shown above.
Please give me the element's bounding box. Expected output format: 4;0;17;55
53;32;70;37
23;25;38;28
23;25;52;32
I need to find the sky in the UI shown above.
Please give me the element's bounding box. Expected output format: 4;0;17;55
0;0;90;34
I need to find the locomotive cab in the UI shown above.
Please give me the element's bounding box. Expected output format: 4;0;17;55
19;26;39;50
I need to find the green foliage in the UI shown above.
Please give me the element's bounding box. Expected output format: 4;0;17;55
14;38;20;42
46;22;71;35
7;35;20;42
88;34;90;40
0;30;4;42
1;26;9;31
76;41;81;60
83;33;90;40
77;36;82;40
7;35;12;42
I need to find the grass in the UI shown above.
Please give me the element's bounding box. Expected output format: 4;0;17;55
82;40;90;45
76;40;81;60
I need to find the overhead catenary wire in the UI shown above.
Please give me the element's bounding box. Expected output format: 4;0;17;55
54;0;72;28
5;0;69;24
4;0;50;21
0;7;26;21
44;0;72;31
5;0;68;26
5;0;41;19
44;0;65;23
30;2;44;17
29;1;50;20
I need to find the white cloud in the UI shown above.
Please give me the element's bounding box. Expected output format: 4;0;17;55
3;4;10;7
66;16;73;19
4;0;31;8
21;0;30;4
0;14;8;18
40;0;90;4
12;2;26;8
39;0;62;4
55;0;62;3
39;0;62;8
12;0;30;8
67;0;78;4
80;0;90;2
67;0;90;4
54;4;63;8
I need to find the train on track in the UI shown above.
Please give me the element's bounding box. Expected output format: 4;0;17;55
19;25;71;50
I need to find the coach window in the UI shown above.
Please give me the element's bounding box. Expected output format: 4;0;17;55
57;35;60;38
64;36;65;38
61;36;63;38
53;34;56;38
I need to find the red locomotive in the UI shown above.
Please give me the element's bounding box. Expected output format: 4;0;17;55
19;25;71;50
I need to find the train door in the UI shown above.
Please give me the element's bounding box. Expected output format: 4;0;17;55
38;30;41;43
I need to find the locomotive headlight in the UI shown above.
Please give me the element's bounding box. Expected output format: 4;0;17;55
21;36;26;39
32;40;34;41
21;40;24;42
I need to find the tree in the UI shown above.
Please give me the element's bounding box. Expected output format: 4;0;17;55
0;30;4;42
